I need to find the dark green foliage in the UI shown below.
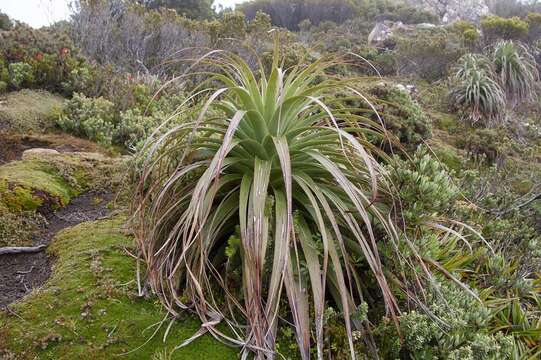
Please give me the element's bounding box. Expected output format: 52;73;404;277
239;0;357;30
356;47;397;76
138;0;214;19
369;84;432;148
456;127;510;163
372;1;438;24
240;0;437;31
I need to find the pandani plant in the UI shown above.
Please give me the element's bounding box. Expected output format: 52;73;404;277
451;53;506;125
133;49;436;359
492;40;539;106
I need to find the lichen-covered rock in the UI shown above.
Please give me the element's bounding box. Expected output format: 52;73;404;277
21;148;60;158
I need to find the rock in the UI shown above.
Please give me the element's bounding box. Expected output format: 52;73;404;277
22;148;60;160
368;21;436;46
368;22;392;45
369;21;415;46
417;23;437;29
394;83;418;96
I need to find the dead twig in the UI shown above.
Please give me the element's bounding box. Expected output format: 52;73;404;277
0;245;47;256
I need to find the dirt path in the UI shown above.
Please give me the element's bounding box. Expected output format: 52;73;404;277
0;192;112;308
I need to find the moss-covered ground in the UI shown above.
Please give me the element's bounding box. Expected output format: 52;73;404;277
0;160;76;211
0;217;237;359
0;150;125;247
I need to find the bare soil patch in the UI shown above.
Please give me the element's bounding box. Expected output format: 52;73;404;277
0;192;112;308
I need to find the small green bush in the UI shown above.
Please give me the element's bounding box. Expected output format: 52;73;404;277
369;84;432;148
114;109;161;150
8;62;34;89
374;284;515;360
58;90;187;148
388;146;458;224
481;15;529;42
355;47;397;76
60;65;92;95
57;93;116;145
450;20;480;46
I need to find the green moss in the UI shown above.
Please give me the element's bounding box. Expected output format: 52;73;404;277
511;179;534;195
433;112;459;134
0;218;236;359
433;144;463;172
0;160;76;210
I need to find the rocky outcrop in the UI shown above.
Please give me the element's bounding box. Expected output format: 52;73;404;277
368;21;436;46
408;0;490;24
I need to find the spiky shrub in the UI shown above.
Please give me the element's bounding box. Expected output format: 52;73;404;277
450;54;506;125
133;52;410;359
492;40;539;105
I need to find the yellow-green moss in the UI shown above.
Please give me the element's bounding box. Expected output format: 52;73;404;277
0;160;75;211
0;217;236;359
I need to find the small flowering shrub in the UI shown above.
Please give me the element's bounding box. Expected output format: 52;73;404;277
114;109;162;150
374;284;515;360
57;93;116;145
61;65;92;95
58;91;187;148
8;62;34;89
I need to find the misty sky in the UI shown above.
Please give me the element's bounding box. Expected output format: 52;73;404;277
0;0;246;28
